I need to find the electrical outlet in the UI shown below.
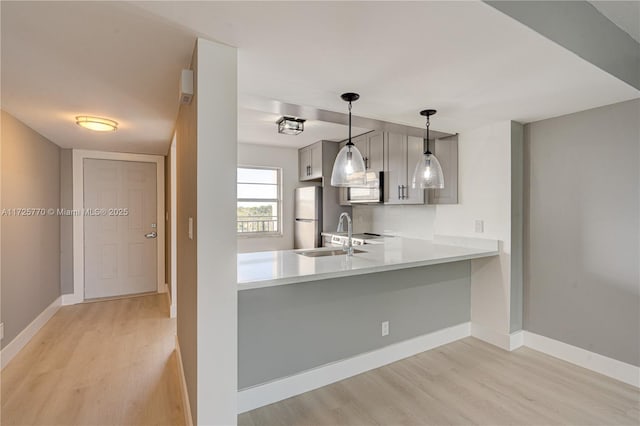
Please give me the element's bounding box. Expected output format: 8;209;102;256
0;323;4;341
474;220;484;233
381;321;390;337
188;217;194;240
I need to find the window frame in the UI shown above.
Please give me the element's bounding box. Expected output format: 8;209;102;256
236;165;283;238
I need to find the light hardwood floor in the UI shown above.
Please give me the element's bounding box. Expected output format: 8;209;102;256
1;294;184;426
4;296;638;426
239;337;640;426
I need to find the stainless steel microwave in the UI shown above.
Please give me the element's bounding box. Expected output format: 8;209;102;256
347;172;384;204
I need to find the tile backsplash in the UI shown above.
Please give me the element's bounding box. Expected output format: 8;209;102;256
352;204;436;240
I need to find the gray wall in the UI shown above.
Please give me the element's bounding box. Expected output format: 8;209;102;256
176;49;199;418
524;99;640;366
239;261;471;388
1;110;61;348
510;121;524;332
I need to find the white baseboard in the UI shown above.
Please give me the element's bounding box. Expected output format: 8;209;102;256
523;331;639;388
509;330;524;350
175;336;194;426
165;284;177;318
1;296;62;369
61;293;83;306
471;323;523;351
238;322;471;413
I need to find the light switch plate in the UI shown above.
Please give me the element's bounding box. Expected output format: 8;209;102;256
1;322;4;341
474;220;484;233
188;217;194;240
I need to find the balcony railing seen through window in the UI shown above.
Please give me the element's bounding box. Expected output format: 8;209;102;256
237;167;281;236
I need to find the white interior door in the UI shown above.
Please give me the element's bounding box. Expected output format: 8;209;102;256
84;159;157;299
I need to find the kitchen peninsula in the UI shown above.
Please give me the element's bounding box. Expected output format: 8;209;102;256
238;236;499;290
237;235;500;411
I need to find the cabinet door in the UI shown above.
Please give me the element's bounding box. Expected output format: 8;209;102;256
353;135;369;169
309;142;323;179
367;131;384;172
384;132;407;204
426;135;458;204
298;147;310;181
404;136;425;204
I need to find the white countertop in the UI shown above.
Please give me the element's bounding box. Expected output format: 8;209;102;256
237;236;499;290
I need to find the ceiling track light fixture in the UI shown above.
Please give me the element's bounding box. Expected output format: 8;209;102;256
330;92;368;187
75;116;118;132
412;109;444;189
277;116;305;135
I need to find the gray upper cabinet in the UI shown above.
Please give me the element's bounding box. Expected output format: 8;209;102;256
384;133;425;205
298;148;309;180
353;131;384;172
367;131;384;172
426;135;458;204
406;136;426;203
337;132;384;205
353;134;367;168
298;142;323;181
319;131;458;206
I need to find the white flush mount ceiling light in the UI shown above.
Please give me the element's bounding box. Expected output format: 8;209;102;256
277;116;305;135
412;109;444;189
331;92;367;187
75;116;118;132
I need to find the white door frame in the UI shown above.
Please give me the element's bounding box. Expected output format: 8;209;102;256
68;149;165;304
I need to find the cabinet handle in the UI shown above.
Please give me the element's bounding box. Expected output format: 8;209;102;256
398;185;401;200
306;165;310;176
365;157;369;169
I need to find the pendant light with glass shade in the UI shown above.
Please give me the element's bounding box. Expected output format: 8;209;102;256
412;109;444;189
330;93;367;187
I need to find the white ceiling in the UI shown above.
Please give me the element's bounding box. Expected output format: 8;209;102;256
2;1;639;153
1;1;194;155
590;1;640;43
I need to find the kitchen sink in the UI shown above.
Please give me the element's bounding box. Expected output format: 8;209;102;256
296;248;366;257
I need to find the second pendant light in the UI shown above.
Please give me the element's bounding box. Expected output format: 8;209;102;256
412;109;444;189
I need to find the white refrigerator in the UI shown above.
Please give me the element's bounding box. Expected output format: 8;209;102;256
294;186;323;249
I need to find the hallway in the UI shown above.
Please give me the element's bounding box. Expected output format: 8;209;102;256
1;294;184;425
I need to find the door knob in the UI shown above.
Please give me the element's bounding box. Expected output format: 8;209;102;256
145;231;158;239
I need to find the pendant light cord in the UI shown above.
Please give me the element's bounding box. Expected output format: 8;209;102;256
347;101;353;147
424;115;431;154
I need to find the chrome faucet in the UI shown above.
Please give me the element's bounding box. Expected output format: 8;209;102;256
337;212;354;256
